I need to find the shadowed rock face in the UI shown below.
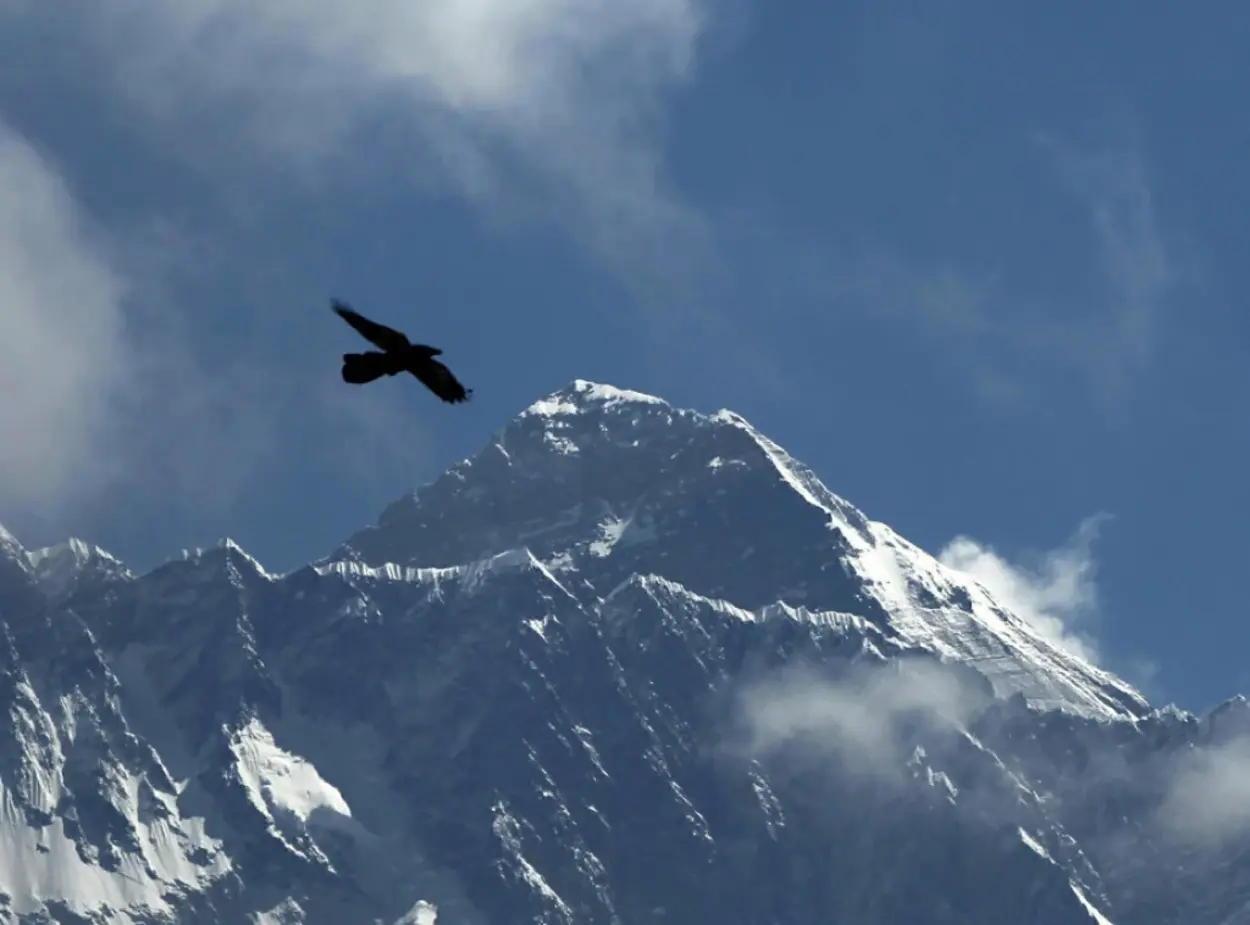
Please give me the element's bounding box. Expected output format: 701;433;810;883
0;381;1243;925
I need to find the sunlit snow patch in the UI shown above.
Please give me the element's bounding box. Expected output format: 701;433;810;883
25;537;131;598
588;513;656;558
229;718;358;854
394;899;439;924
1070;882;1115;925
569;380;667;409
251;897;306;924
0;768;229;920
1019;827;1050;859
522;380;667;419
491;801;573;918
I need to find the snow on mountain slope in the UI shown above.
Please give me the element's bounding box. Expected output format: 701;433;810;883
0;378;1246;924
337;379;1145;721
25;539;133;605
0;539;231;923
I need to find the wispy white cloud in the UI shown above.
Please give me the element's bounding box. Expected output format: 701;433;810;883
0;116;438;536
1120;655;1162;702
0;121;133;520
733;660;983;779
0;0;716;282
763;129;1187;408
938;515;1108;664
0;0;731;540
1156;732;1250;848
0;123;279;527
0;1;728;531
1037;130;1185;404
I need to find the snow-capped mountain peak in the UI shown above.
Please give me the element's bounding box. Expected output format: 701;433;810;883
337;380;1144;721
25;538;133;602
1;381;1244;924
520;379;670;418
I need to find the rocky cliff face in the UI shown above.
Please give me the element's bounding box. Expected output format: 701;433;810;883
0;381;1244;924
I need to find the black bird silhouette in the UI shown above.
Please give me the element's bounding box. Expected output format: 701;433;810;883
331;299;472;403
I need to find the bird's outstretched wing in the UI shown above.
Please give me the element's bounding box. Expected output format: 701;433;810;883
408;356;473;404
332;299;411;353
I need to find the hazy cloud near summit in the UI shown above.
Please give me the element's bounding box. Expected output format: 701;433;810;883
1156;732;1250;848
733;660;984;779
938;515;1107;664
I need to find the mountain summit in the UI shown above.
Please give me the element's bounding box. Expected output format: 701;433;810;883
337;379;1145;720
0;380;1244;924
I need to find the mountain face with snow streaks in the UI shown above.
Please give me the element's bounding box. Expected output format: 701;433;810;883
0;379;1243;924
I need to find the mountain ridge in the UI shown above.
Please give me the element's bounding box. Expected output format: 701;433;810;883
332;379;1148;722
0;378;1245;924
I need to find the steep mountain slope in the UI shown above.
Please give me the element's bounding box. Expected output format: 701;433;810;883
0;380;1244;924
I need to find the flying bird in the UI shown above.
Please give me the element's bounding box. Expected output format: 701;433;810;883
331;299;472;404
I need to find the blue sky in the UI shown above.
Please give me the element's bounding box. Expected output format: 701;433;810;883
0;2;1246;712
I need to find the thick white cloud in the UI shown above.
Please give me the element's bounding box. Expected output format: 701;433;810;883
0;122;133;518
938;516;1106;664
